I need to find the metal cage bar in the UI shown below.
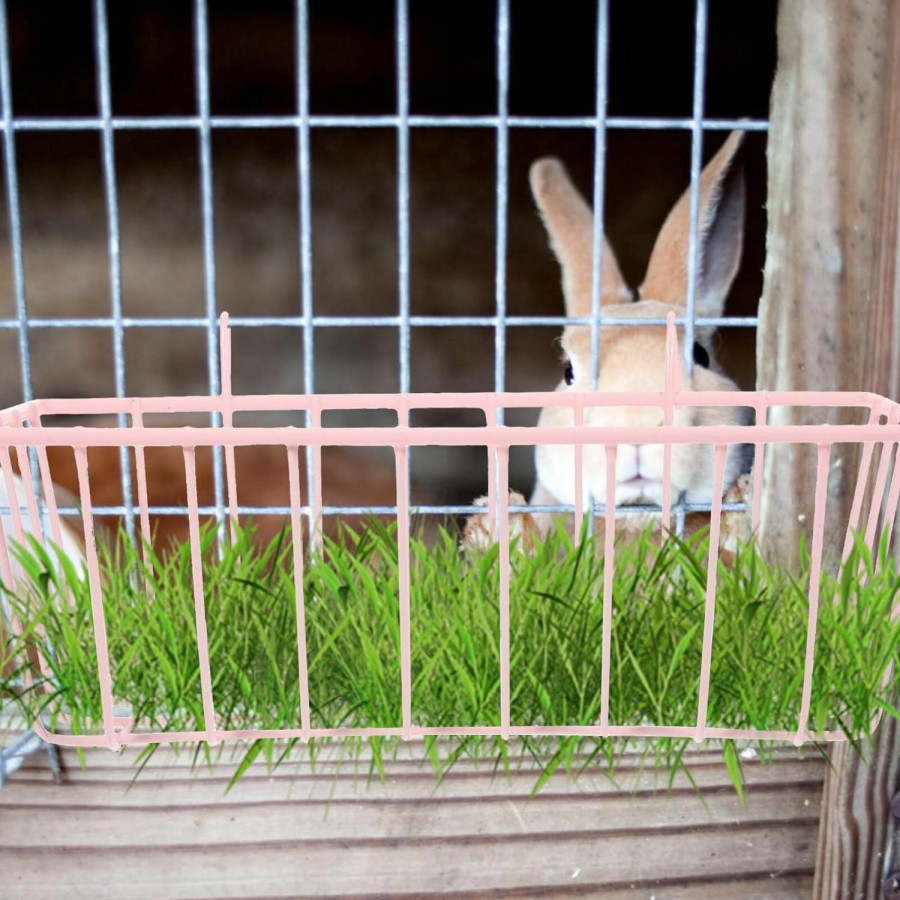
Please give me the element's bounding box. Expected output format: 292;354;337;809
294;0;319;548
193;0;227;536
0;114;769;133
93;0;136;546
0;0;31;406
493;0;511;420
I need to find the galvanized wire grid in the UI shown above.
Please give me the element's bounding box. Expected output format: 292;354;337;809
0;0;766;529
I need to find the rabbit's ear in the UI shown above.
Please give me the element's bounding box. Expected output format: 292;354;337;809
530;158;630;317
641;130;745;316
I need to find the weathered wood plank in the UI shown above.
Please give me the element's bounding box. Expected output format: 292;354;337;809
1;733;823;897
1;782;820;848
0;757;824;806
0;823;817;900
2;875;817;900
814;712;900;899
757;0;895;558
760;0;900;894
1;737;771;774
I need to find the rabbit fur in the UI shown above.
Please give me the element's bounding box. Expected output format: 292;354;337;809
463;131;753;549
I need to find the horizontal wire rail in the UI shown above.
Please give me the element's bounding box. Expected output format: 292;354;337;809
0;115;769;132
0;315;760;330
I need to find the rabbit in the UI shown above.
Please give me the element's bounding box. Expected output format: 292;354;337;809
463;130;753;551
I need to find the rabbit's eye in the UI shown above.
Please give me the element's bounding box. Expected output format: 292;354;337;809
563;361;575;385
692;342;710;368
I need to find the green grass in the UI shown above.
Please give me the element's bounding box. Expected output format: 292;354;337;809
1;518;898;794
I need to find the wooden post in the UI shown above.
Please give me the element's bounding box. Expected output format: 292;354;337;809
757;0;896;556
758;0;900;896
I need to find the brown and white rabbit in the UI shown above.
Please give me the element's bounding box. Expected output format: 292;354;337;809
464;131;753;549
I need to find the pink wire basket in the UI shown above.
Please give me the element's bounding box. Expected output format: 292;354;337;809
2;312;899;753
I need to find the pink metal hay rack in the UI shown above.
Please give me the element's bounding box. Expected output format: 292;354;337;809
2;312;899;752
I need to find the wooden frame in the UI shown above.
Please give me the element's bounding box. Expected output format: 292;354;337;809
758;1;900;894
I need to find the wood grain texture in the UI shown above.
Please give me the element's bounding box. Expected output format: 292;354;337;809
814;713;900;900
761;0;900;896
0;742;823;899
756;0;894;561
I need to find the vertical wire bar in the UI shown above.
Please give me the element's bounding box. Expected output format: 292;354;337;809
599;444;616;731
661;311;681;531
395;0;413;551
73;447;119;749
0;479;23;661
750;399;767;534
863;437;895;557
869;434;899;733
12;443;41;542
493;0;510;422
93;0;135;546
286;445;311;738
674;492;687;538
0;0;33;406
497;445;510;739
131;405;153;571
295;0;318;550
183;446;219;747
394;447;412;740
682;0;709;379
310;406;322;544
394;445;412;738
794;443;832;743
588;0;610;389
32;437;65;553
879;443;900;562
223;450;239;546
218;313;239;544
573;399;584;539
0;416;17;608
840;406;881;562
0;446;26;544
396;0;411;394
675;0;709;544
486;401;497;538
0;446;38;691
10;434;55;683
693;442;727;741
842;438;876;559
193;0;225;538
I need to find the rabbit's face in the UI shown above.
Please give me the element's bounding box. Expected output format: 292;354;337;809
528;132;749;523
535;300;748;511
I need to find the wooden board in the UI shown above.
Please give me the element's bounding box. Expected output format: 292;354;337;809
0;739;824;899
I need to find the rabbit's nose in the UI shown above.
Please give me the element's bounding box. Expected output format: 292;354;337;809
634;444;649;470
616;443;641;473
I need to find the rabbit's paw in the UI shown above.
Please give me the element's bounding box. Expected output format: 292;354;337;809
720;472;753;559
460;490;538;556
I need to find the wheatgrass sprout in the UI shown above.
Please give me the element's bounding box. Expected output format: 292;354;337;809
1;519;898;795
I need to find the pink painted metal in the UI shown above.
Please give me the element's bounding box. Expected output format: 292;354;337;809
2;311;899;752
